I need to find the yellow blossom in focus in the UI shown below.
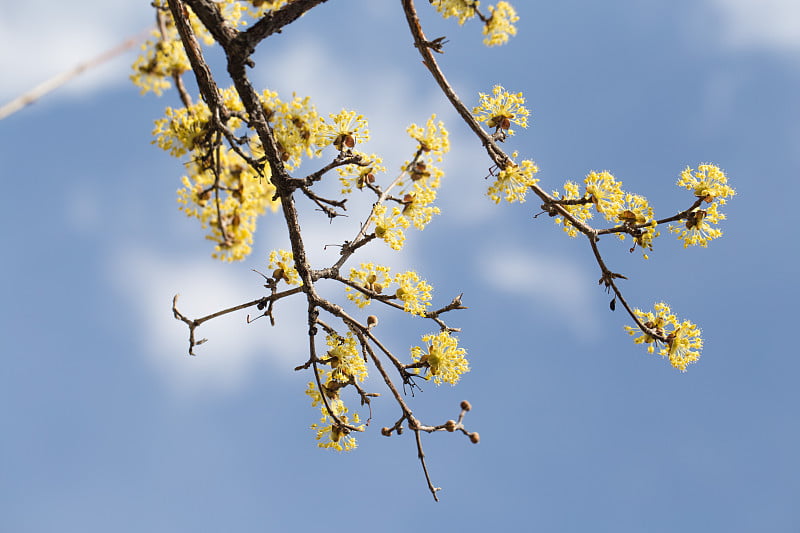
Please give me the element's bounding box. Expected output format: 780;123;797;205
371;203;409;250
669;202;725;248
394;271;433;316
316;109;370;152
401;185;441;230
624;303;702;372
268;249;301;285
305;381;362;451
268;92;323;170
411;331;470;385
552;181;592;237
346;263;392;307
483;2;519;46
325;332;368;383
337;153;385;194
472;85;530;135
612;193;659;257
677;164;735;204
488;156;539;203
584;171;625;220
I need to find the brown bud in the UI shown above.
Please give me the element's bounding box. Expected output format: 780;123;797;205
469;432;480;444
445;420;457;432
272;268;284;282
367;315;378;328
380;427;392;437
460;400;472;412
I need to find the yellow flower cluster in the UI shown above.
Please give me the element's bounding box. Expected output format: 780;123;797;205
550;171;659;257
346;263;392;307
432;0;518;46
670;164;734;248
371;203;410;250
324;332;368;384
305;331;368;451
337;153;386;194
552;180;593;237
176;149;279;261
398;115;450;230
306;381;362;452
624;303;703;372
316;110;370;152
488;154;539;203
431;0;478;25
483;2;519;46
261;90;323;170
411;331;470;385
156;87;278;261
346;264;433;316
268;249;301;286
131;37;191;96
472;85;530;135
615;193;659;257
347;116;450;249
584;171;625;218
393;271;433;316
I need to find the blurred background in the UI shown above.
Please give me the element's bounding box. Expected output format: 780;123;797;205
1;1;798;531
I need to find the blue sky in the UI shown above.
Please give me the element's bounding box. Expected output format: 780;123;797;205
1;1;799;531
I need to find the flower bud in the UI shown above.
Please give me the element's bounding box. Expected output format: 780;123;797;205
469;432;480;444
380;427;392;437
367;315;378;328
460;400;472;412
445;420;457;432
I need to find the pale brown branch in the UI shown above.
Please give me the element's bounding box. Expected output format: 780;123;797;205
0;30;149;120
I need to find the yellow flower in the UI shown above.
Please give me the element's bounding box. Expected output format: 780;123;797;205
669;203;725;248
306;382;362;451
488;156;539;203
337;153;385;194
266;92;323;170
401;184;440;230
677;164;735;204
371;203;410;250
411;331;470;385
268;249;301;285
316;109;370;151
584;171;625;220
612;193;659;257
472;85;530;134
406;115;450;161
325;332;368;383
346;263;392;307
483;2;519;46
552;181;592;237
393;271;433;316
624;303;702;372
431;0;478;25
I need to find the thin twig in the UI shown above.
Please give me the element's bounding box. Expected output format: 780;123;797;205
0;30;150;120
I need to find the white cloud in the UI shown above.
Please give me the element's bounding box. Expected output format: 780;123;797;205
108;246;308;394
477;246;599;339
706;0;800;52
0;1;152;101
